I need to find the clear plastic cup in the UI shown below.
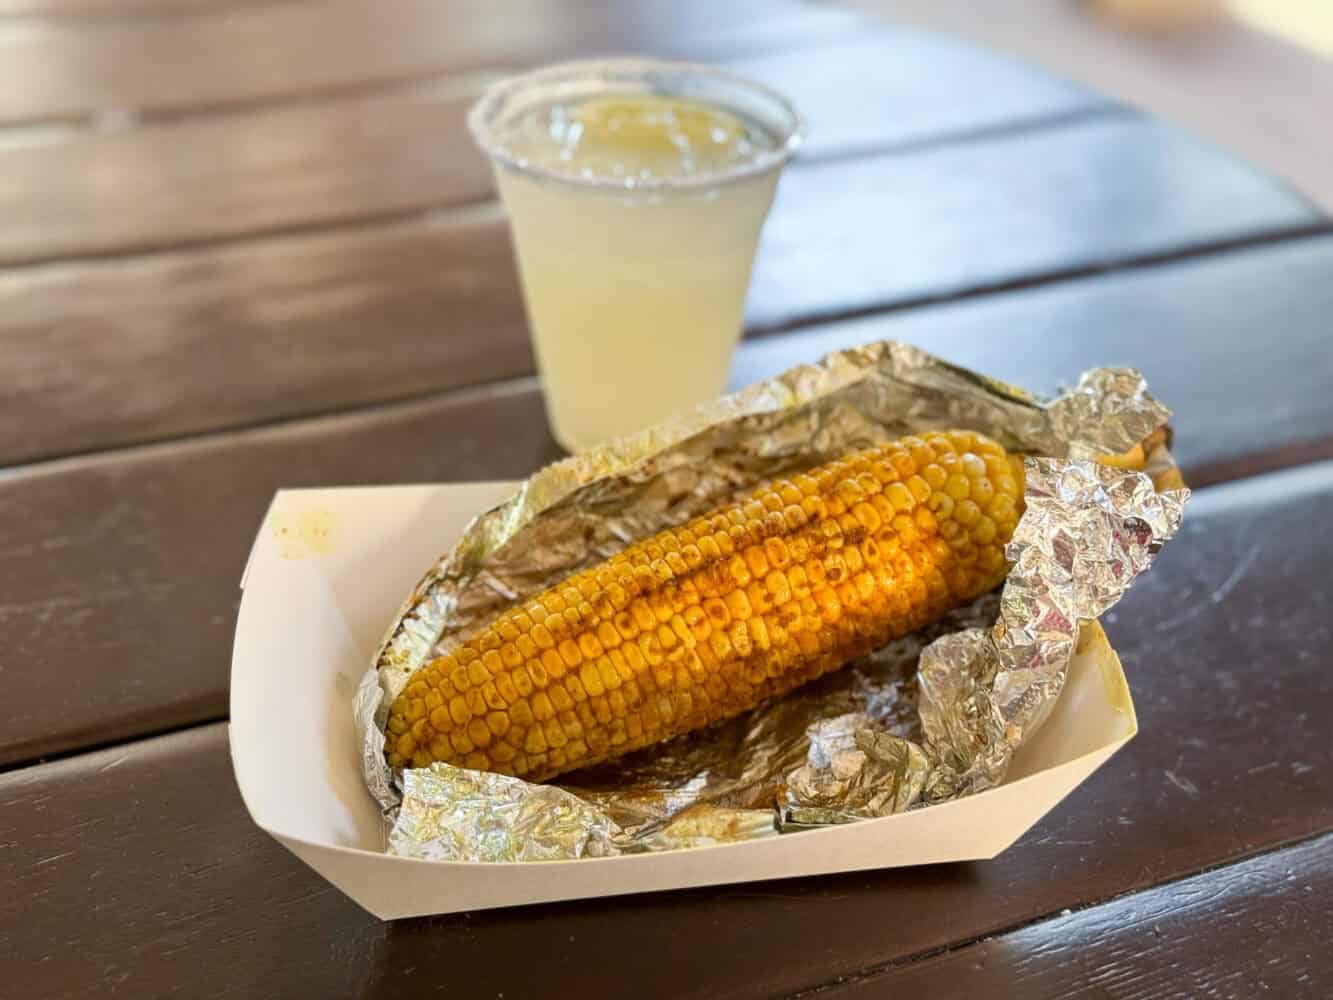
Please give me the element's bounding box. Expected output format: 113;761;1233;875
468;59;801;452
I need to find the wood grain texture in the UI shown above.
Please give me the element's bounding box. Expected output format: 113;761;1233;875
6;238;1333;764
0;82;489;266
0;33;1105;265
3;461;1331;997
822;833;1332;998
0;0;861;125
2;118;1318;466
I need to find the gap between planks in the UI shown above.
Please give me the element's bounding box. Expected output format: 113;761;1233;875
0;713;230;775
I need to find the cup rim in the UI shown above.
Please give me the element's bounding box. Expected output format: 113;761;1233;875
467;57;804;193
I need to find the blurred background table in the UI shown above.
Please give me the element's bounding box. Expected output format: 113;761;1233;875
2;1;1329;996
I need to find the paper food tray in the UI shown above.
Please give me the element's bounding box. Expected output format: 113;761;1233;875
230;483;1137;920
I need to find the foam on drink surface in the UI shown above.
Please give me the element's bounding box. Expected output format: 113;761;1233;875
499;94;777;184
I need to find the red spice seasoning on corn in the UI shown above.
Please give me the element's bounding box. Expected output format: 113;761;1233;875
385;430;1025;782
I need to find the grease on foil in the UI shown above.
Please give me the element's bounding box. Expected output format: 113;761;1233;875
352;341;1188;861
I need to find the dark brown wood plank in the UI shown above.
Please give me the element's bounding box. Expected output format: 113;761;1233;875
3;461;1331;997
733;234;1333;485
0;0;860;125
0;33;1106;265
2;118;1318;467
823;833;1333;998
6;234;1333;763
743;116;1320;331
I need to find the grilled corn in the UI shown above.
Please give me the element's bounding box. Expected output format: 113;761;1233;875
386;429;1024;781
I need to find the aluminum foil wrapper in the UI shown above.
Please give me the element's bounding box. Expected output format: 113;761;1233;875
354;340;1188;861
918;459;1186;803
389;763;623;862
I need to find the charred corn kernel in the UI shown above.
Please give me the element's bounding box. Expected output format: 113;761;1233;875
385;430;1026;780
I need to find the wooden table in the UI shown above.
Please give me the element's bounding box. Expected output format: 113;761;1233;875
3;2;1330;996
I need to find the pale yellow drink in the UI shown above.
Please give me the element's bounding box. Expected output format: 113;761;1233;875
470;64;800;451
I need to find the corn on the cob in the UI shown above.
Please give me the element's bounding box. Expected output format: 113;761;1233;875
385;429;1025;782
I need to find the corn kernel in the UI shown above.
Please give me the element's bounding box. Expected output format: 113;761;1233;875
548;683;573;712
385;431;1023;782
448;730;473;755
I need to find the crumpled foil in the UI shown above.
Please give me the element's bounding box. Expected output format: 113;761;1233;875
389;763;623;862
917;459;1186;803
354;340;1188;861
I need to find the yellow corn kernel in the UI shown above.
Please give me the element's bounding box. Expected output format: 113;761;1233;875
384;430;1025;780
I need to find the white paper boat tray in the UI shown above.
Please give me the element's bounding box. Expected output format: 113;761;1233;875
231;483;1137;920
